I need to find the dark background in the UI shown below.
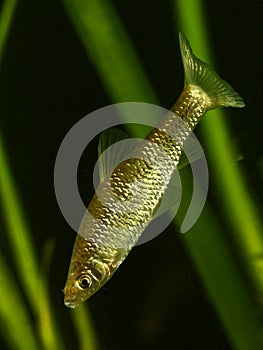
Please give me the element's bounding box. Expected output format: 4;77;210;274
0;0;262;349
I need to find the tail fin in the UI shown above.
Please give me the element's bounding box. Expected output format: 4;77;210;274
179;32;245;109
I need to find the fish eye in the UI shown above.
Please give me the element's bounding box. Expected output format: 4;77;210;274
76;274;92;289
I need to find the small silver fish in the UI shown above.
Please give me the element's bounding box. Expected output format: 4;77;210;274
63;33;245;308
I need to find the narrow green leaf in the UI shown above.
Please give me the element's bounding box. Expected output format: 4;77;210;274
0;131;66;349
173;0;263;348
0;130;40;312
0;0;17;66
0;1;66;349
179;169;262;350
71;305;98;350
62;0;159;138
0;253;40;350
174;0;263;293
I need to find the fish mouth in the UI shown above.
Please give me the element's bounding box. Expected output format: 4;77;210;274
64;299;78;308
63;289;80;308
64;295;81;308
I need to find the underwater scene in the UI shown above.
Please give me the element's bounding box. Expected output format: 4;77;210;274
0;0;262;349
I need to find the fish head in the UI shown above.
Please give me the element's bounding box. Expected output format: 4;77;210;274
63;258;110;308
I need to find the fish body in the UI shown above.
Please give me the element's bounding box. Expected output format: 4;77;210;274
64;33;245;308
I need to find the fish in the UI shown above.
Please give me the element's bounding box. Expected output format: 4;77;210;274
63;33;245;308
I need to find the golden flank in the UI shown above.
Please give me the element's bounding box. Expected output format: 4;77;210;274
63;33;245;308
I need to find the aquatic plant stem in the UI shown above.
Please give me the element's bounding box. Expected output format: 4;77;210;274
0;1;66;349
0;253;40;350
174;0;263;299
0;0;17;67
62;0;159;138
71;305;98;350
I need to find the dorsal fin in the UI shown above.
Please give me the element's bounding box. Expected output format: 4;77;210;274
98;128;140;182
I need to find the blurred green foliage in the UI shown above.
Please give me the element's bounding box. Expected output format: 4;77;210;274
0;0;262;349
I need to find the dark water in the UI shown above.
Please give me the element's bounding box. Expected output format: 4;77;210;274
0;0;262;349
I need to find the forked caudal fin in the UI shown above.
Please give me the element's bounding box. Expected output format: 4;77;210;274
179;33;245;109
